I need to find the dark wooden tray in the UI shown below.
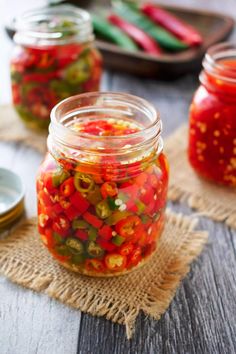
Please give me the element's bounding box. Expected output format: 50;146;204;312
93;5;234;79
75;1;233;78
5;1;235;79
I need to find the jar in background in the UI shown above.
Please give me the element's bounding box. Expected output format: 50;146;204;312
36;92;169;277
188;43;236;187
10;5;102;130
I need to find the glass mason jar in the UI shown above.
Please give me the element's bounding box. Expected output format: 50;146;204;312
188;43;236;187
10;6;102;130
36;92;169;277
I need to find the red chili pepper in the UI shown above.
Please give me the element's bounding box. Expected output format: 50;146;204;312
134;172;148;186
11;84;21;105
140;187;154;205
83;211;103;229
97;239;116;252
115;215;141;238
141;4;203;46
41;228;55;249
52;215;70;236
119;242;134;256
38;189;53;207
51;203;64;215
125;199;138;213
100;182;118;199
85;259;105;273
108;14;162;56
64;205;79;221
104;253;127;271
128;246;142;268
22;71;59;83
70;192;90;214
60;177;75;197
98;224;113;240
75;230;88;241
145;200;156;215
44;174;57;193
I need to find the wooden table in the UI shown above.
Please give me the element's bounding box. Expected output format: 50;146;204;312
0;1;236;353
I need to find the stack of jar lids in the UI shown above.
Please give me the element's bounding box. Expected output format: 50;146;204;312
0;168;25;232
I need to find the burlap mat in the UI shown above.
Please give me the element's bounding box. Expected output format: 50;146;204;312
0;105;47;154
0;211;207;338
166;125;236;229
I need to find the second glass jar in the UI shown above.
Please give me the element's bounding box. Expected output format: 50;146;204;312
188;43;236;187
11;5;102;130
37;92;169;276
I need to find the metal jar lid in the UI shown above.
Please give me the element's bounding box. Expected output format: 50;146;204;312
0;168;25;231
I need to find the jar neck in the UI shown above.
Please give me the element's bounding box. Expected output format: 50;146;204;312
200;43;236;98
14;5;94;47
47;92;162;176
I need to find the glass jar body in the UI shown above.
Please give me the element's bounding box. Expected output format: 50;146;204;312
188;44;236;187
11;42;102;130
189;83;236;187
37;150;168;276
36;92;169;276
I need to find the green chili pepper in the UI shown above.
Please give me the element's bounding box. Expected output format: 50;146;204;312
112;235;125;246
72;219;89;230
95;200;112;219
70;254;86;265
153;212;161;221
105;210;132;225
107;196;119;210
114;3;188;51
52;170;70;187
50;80;78;100
141;214;151;224
136;200;146;215
92;14;138;51
65;238;84;255
65;57;91;85
88;227;97;241
53;232;64;245
87;187;103;206
74;172;95;193
55;20;78;38
86;241;104;258
117;192;129;203
55;245;71;256
11;70;22;83
15;105;50;130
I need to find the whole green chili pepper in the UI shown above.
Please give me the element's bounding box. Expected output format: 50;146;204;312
114;3;188;51
92;14;138;51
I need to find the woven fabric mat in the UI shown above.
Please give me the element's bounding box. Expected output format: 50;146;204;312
0;211;207;338
166;125;236;229
0;105;47;154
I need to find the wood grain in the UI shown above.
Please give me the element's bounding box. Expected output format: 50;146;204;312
0;0;236;353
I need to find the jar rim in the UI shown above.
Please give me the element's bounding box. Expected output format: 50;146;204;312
203;42;236;84
14;5;93;46
50;91;160;142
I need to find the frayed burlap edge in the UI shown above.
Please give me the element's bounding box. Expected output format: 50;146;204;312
168;186;236;229
166;125;236;229
0;212;208;338
0;105;47;154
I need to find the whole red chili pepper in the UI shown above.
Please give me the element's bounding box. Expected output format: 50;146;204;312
141;4;203;46
108;14;162;56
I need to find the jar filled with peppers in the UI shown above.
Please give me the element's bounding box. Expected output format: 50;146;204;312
188;43;236;187
10;6;102;130
37;92;169;276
